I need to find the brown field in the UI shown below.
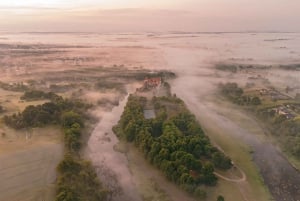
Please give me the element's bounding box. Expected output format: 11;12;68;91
0;126;63;201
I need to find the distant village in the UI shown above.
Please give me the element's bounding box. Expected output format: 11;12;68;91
271;105;297;119
258;88;291;101
255;88;299;120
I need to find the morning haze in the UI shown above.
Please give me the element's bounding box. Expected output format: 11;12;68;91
0;1;300;201
1;0;300;32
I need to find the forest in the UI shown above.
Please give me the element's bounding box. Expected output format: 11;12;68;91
113;95;232;198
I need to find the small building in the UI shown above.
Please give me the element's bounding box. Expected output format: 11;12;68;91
274;105;296;119
143;77;161;89
259;88;269;96
137;77;162;92
143;109;156;119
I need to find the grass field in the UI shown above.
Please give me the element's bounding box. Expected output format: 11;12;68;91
0;125;63;201
201;121;272;201
186;96;274;201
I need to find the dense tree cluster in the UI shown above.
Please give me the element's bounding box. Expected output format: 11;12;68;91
220;83;244;99
4;96;88;129
219;82;261;105
95;80;126;92
122;70;176;81
56;154;108;201
113;95;232;197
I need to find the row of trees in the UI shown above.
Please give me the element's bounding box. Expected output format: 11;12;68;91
0;81;29;92
216;64;238;73
3;91;108;201
113;95;232;198
56;110;108;201
20;90;61;101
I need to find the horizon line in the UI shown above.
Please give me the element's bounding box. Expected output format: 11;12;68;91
0;31;299;34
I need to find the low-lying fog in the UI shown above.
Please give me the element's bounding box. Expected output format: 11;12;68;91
1;32;300;201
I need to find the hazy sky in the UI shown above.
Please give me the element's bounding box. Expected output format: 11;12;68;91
1;0;300;32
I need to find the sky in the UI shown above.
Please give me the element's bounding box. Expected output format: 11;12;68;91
0;0;300;32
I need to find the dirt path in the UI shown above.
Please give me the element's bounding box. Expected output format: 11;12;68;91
214;166;250;201
214;165;246;183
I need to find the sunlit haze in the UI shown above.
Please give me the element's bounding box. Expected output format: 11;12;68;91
1;0;300;201
1;0;300;33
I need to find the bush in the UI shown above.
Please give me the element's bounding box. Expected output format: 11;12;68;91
194;187;207;199
61;111;83;128
212;152;232;170
217;195;225;201
57;154;81;174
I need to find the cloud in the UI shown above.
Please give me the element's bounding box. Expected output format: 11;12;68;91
0;6;62;11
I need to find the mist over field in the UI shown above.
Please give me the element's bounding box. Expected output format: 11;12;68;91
0;31;300;201
1;1;300;201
